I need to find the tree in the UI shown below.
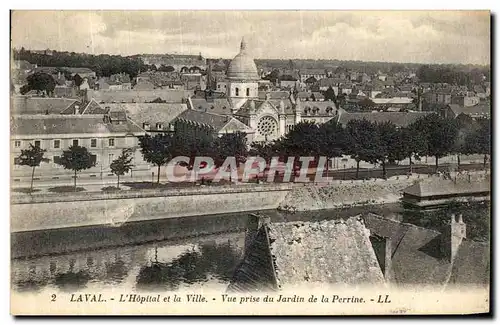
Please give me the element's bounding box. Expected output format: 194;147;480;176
373;121;400;179
358;98;375;111
138;134;175;184
57;145;96;190
73;74;83;87
345;119;379;178
395;126;427;173
24;72;56;96
412;114;459;172
305;76;317;84
323;86;336;102
213;132;248;182
464;118;491;168
110;149;134;189
318;120;346;176
15;143;49;192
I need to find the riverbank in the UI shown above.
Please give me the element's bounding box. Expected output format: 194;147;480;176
11;183;295;233
11;171;489;234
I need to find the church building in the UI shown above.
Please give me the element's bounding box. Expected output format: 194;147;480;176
173;38;340;143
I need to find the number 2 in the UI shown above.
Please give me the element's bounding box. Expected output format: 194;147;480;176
51;294;56;302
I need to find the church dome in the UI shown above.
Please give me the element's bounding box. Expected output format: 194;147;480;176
227;37;260;81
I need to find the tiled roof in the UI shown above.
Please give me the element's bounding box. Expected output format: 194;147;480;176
258;91;290;100
448;103;491;117
81;99;109;115
173;109;232;130
317;78;343;87
89;89;192;103
189;98;232;115
299;69;327;75
403;177;490;198
372;97;413;104
268;217;385;289
110;103;188;126
363;213;490;288
302;101;338;116
11;114;145;136
338;111;433;128
229;215;385;292
11;96;81;115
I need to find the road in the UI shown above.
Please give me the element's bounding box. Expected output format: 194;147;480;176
10;162;489;195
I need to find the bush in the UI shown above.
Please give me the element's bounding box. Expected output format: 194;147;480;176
48;186;86;193
101;186;121;192
12;188;41;194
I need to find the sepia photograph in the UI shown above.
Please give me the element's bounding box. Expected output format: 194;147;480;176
8;9;491;316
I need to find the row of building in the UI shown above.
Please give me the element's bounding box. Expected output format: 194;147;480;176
10;38;491;184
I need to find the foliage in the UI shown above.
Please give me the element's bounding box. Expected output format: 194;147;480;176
13;48;147;78
416;64;490;86
344;119;379;176
48;186;86;193
213;132;248;168
463;118;490;156
138;134;175;183
110;149;134;188
23;72;56;96
358;98;375;111
323;86;336;102
411;114;459;169
73;74;83;87
57;145;96;189
15;143;49;191
372;121;400;178
157;65;175;73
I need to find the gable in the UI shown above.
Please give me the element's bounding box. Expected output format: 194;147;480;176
255;101;279;117
219;117;255;134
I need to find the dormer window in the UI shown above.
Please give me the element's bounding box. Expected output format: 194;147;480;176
235;87;239;96
156;123;163;130
143;122;150;130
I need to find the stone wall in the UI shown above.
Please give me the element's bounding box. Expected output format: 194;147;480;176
11;184;294;233
278;177;417;212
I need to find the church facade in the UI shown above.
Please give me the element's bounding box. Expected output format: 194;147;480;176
174;38;340;144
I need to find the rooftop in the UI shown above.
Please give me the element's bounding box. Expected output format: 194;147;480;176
228;215;385;292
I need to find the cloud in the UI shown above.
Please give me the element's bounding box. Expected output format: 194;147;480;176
10;10;490;65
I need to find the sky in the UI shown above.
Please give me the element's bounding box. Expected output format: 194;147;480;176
10;10;491;65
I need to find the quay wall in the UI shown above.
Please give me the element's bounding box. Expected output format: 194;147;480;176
11;171;490;233
11;184;294;233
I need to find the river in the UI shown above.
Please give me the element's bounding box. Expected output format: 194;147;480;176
11;202;489;293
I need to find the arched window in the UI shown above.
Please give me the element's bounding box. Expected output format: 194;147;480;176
246;88;250;96
235;87;239;96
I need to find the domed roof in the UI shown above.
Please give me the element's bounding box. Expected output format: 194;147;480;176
227;37;260;81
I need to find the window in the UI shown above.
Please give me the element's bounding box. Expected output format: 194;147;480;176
14;157;20;165
108;138;115;147
108;154;114;165
53;156;61;165
34;140;41;148
53;140;60;149
156;123;163;129
246;88;250;96
14;140;21;148
235;87;239;96
72;139;79;147
91;139;97;148
90;154;97;166
217;84;221;89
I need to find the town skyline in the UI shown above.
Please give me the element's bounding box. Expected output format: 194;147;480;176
11;10;491;65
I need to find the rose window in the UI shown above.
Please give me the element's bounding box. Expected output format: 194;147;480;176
257;116;277;137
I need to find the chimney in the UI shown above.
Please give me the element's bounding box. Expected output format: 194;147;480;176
244;214;271;255
370;235;393;282
440;214;466;263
